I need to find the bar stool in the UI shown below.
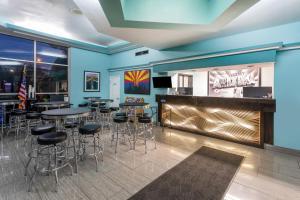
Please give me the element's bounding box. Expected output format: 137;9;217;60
78;103;88;107
64;120;79;173
78;124;103;172
112;116;132;153
138;116;156;154
100;108;112;130
25;112;41;144
90;104;100;122
109;107;119;112
24;124;56;176
10;109;27;137
28;131;72;192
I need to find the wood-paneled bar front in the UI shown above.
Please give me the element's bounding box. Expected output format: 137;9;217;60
156;95;276;148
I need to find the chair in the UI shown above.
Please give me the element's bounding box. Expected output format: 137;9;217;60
10;109;27;137
64;120;79;173
111;116;132;153
78;124;103;172
28;131;72;192
138;116;156;154
24;124;56;176
24;112;42;144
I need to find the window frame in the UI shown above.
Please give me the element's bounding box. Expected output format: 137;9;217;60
0;33;69;98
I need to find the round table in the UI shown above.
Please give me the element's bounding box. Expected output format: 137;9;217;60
89;99;114;108
84;97;101;101
41;107;91;120
42;107;90;173
0;100;21;137
119;102;149;107
34;101;71;110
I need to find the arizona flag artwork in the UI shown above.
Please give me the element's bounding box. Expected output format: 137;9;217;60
124;69;150;94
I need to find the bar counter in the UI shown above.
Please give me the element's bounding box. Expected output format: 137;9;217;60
156;95;276;148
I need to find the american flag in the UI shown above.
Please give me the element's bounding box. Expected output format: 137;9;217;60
18;66;27;110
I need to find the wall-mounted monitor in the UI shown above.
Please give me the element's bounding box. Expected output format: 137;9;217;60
152;76;172;88
243;87;272;98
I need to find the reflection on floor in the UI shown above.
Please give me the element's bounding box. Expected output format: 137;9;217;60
0;127;299;200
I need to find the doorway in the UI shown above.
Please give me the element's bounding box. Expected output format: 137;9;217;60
109;75;120;107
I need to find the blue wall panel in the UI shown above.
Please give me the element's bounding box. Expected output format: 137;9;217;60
70;48;111;106
69;21;300;150
275;49;300;150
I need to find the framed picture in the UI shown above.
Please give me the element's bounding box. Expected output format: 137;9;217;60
84;71;100;92
124;69;151;95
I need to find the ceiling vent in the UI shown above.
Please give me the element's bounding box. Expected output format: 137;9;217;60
135;50;149;56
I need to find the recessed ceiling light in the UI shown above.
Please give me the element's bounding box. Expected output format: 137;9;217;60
69;8;82;15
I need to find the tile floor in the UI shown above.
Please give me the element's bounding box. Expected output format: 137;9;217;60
0;127;299;200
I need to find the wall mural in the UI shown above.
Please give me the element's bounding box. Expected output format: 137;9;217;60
124;69;150;95
209;67;260;97
84;71;100;92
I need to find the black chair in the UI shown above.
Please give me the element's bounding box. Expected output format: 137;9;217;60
78;103;88;107
78;124;103;172
25;112;41;143
138;116;156;154
109;107;119;112
25;124;56;176
112;116;132;153
10;109;27;137
64;120;79;173
28;131;72;192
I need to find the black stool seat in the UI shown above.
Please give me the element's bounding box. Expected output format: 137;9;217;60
11;109;27;116
78;103;88;107
138;117;151;124
100;108;110;113
113;117;128;123
115;112;127;117
31;124;56;136
37;132;67;145
79;124;101;135
109;107;119;112
64;121;78;128
142;113;151;118
26;112;41;119
91;103;99;108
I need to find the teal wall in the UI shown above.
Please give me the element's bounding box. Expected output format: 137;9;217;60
168;21;300;52
70;21;300;150
70;48;111;106
108;21;300;151
274;49;300;150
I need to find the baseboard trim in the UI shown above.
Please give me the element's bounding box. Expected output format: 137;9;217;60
265;144;300;157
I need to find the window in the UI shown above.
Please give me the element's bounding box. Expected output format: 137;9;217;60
0;59;34;93
36;42;68;65
36;64;68;93
0;33;68;98
0;34;34;61
178;74;193;88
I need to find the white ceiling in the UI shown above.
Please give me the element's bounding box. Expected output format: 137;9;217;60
0;0;300;50
0;0;125;47
75;0;300;49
